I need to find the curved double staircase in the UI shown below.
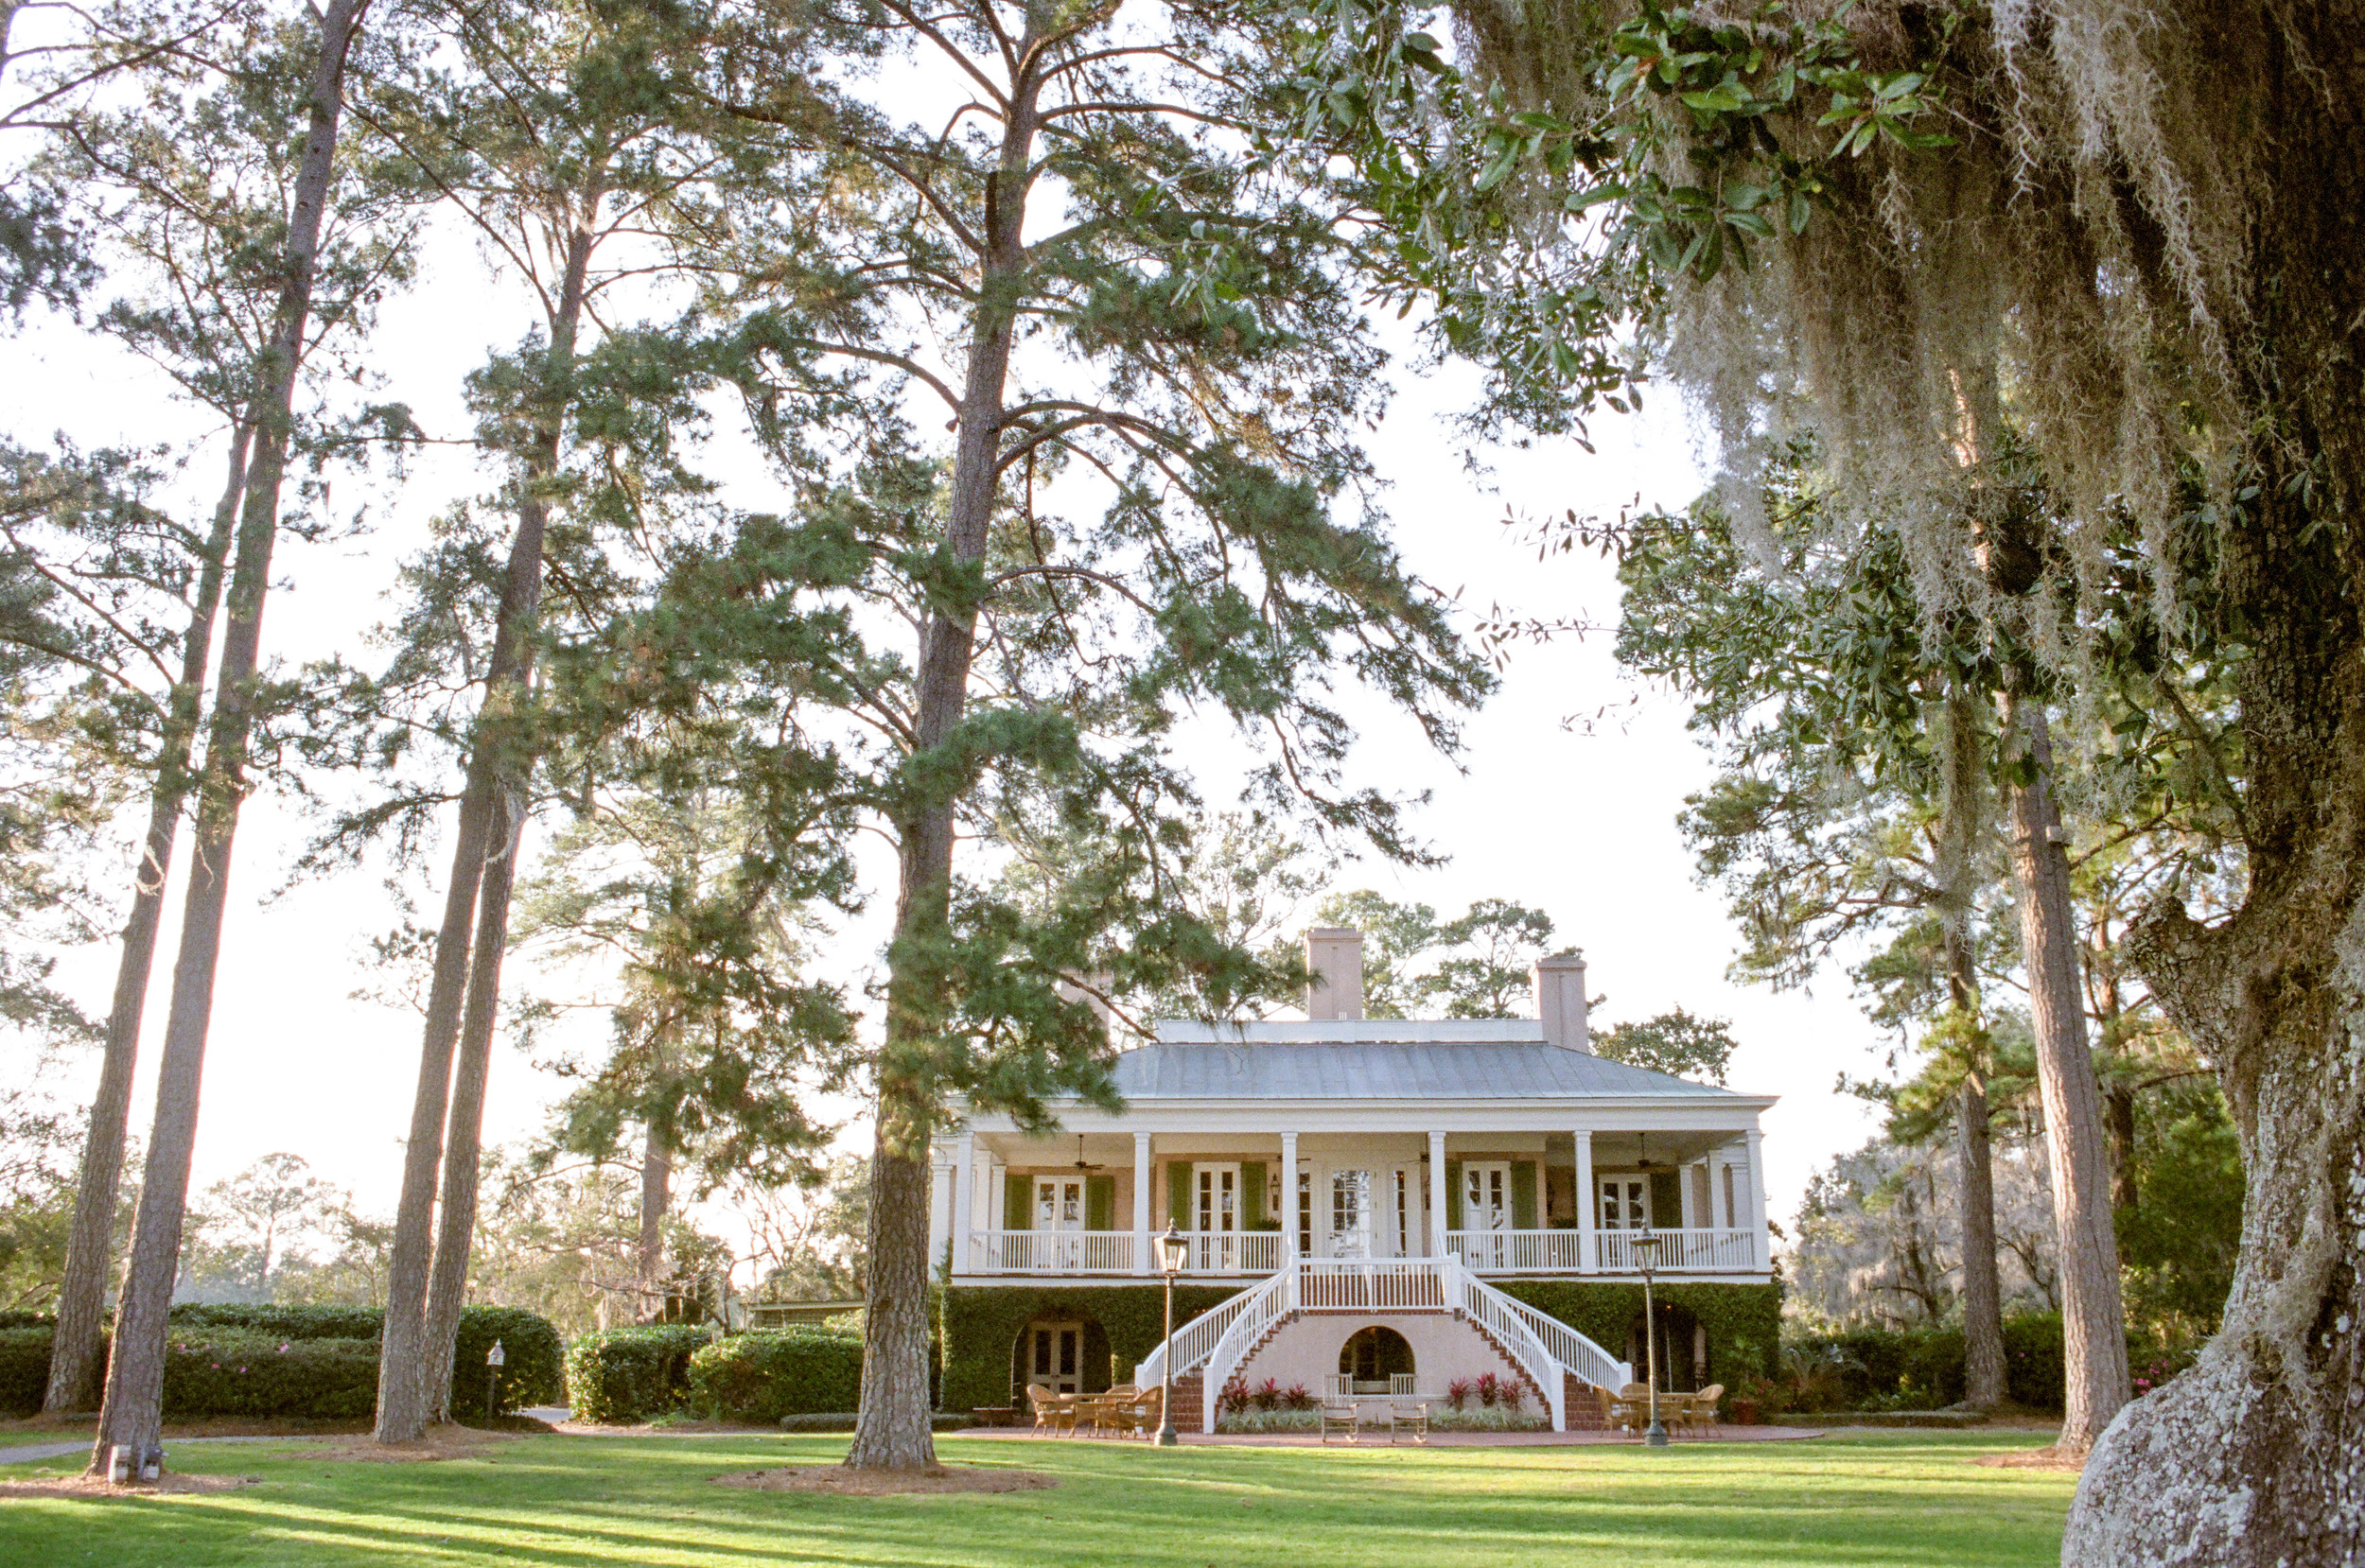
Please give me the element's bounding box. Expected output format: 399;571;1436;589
1134;1257;1630;1434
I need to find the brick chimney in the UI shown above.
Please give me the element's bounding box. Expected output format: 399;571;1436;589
1304;927;1365;1019
1533;950;1591;1053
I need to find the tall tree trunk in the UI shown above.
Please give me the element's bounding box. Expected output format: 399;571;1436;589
44;422;249;1416
1948;929;2007;1411
845;56;1041;1476
375;220;592;1441
87;0;368;1473
419;790;523;1420
2001;688;2129;1456
2104;1083;2139;1212
1937;679;2006;1412
639;1121;671;1317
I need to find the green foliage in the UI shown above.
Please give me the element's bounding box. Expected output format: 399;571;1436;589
1314;891;1558;1018
563;1323;714;1423
687;1328;863;1421
938;1284;1246;1412
450;1306;566;1418
158;1331;381;1419
2118;1082;2244;1349
166;1302;384;1340
0;1303;564;1417
1770;1314;2070;1414
1595;1008;1741;1084
1492;1280;1783;1388
0;1325;49;1413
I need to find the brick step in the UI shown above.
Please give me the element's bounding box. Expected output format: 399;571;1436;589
1169;1373;1205;1434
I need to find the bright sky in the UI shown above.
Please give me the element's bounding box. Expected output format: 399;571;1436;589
5;37;1892;1275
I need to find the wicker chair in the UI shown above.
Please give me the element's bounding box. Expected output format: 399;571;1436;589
1678;1384;1726;1438
1027;1384;1077;1436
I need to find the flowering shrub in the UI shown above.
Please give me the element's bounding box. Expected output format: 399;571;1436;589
1446;1378;1473;1411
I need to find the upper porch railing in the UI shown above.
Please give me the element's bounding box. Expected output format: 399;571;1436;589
1445;1227;1760;1274
965;1226;1761;1277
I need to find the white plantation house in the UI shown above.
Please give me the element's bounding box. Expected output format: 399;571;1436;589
929;929;1782;1431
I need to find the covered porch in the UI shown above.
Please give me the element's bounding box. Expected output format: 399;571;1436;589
935;1121;1773;1282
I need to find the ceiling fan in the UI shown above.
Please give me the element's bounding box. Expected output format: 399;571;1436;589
1071;1135;1096;1173
1636;1132;1664;1171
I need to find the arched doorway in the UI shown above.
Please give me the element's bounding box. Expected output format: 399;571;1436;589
1011;1313;1112;1401
1339;1325;1416;1385
1625;1302;1707;1393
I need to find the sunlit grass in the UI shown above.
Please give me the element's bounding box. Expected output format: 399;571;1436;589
0;1430;2073;1568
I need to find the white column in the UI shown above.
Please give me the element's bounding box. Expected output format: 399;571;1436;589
1280;1131;1300;1263
952;1129;975;1275
1572;1129;1596;1275
1743;1127;1771;1271
1427;1129;1448;1258
1679;1159;1699;1229
1132;1131;1152;1276
929;1150;955;1274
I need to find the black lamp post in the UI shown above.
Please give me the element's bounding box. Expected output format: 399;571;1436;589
1156;1223;1187;1447
485;1338;506;1427
1631;1233;1669;1448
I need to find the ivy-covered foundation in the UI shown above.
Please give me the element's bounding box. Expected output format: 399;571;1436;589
939;1282;1244;1411
937;1277;1782;1411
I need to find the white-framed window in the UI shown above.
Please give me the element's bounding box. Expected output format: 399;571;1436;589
1035;1176;1084;1232
1193;1163;1239;1233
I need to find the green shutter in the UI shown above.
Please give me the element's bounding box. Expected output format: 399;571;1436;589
1650;1169;1682;1229
1241;1161;1267;1228
1086;1174;1114;1231
1169;1161;1192;1228
1445;1160;1463;1230
1511;1160;1538;1230
1005;1173;1032;1230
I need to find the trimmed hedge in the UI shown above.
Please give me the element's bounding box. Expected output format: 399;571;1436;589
564;1325;714;1424
688;1330;864;1421
1;1327;52;1412
166;1303;384;1340
1778;1313;2070;1412
0;1303;563;1418
939;1283;1247;1412
161;1331;379;1418
1493;1279;1787;1387
451;1306;566;1418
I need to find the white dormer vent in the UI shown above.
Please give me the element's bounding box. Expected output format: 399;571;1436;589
1533;950;1591;1054
1304;927;1365;1019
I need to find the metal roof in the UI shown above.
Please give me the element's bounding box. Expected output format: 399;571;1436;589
1107;1036;1739;1101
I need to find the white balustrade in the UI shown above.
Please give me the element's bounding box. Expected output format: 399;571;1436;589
967;1230;1134;1273
1444;1229;1586;1273
1444;1257;1567;1431
1296;1258;1447;1310
1589;1227;1759;1274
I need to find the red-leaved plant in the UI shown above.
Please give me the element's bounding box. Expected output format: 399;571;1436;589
1446;1378;1474;1411
1253;1378;1284;1411
1284;1383;1315;1411
1476;1372;1501;1407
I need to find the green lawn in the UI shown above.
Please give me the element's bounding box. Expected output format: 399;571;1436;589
0;1432;2073;1568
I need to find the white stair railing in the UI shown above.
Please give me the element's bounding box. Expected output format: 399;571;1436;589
1134;1279;1257;1395
1442;1258;1565;1431
1478;1280;1629;1393
1196;1265;1300;1431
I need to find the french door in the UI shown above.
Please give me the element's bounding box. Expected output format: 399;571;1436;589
1028;1322;1081;1395
1193;1162;1239;1271
1035;1176;1086;1270
1462;1161;1512;1269
1599;1176;1651;1231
